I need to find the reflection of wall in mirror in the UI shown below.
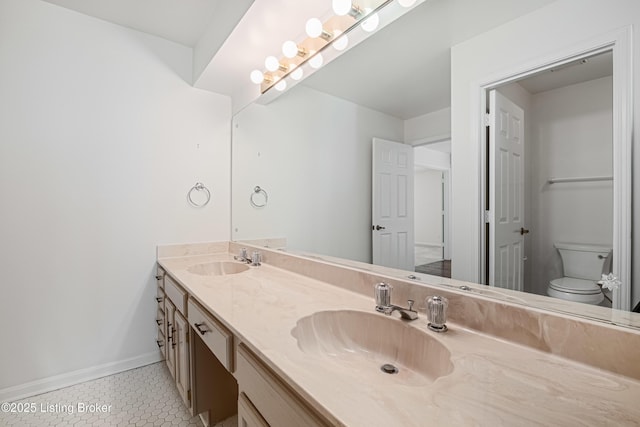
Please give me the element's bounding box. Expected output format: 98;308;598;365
450;0;638;311
414;169;443;265
530;76;613;299
232;85;403;263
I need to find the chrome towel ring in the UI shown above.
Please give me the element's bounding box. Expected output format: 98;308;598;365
250;186;268;208
187;182;211;207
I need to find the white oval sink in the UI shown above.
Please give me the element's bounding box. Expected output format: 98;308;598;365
187;261;249;276
291;310;453;384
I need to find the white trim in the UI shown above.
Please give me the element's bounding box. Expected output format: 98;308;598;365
476;26;633;311
0;351;162;402
415;241;444;248
408;133;452;146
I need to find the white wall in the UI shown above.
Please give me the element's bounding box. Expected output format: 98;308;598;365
232;85;404;263
0;0;231;398
404;107;451;144
414;169;443;247
528;77;613;295
450;0;640;310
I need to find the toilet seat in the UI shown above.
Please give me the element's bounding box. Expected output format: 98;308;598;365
547;277;604;305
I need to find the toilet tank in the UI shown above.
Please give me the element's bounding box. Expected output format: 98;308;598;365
554;242;612;280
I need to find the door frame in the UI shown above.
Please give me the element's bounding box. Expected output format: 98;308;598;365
412;137;452;261
476;26;632;310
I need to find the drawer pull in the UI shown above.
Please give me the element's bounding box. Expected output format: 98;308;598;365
155;297;163;303
155;275;163;280
156;340;164;348
194;322;209;335
155;319;162;325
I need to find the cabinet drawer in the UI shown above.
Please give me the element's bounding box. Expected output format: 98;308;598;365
238;392;269;427
187;299;233;371
156;306;165;328
156;287;165;310
156;266;165;290
235;344;328;427
156;328;166;358
165;275;187;314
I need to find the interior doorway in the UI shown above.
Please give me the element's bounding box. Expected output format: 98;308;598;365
484;50;617;305
413;141;451;278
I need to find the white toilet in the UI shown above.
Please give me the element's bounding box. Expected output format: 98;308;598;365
547;242;612;305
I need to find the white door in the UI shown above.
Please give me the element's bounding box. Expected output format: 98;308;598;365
372;138;414;271
489;90;525;291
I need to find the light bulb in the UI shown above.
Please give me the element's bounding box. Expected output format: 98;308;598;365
398;0;417;6
275;79;287;91
332;0;352;16
282;41;298;59
332;30;349;51
309;52;323;69
290;66;303;81
265;56;280;72
361;9;379;32
250;69;264;84
305;18;323;38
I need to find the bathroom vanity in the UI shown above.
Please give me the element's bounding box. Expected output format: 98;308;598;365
156;241;640;426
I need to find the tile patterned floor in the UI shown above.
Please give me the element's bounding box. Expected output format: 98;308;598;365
0;362;237;427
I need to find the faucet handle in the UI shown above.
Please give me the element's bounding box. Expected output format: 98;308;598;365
407;299;415;311
374;282;392;311
235;247;248;261
426;296;448;332
251;251;262;266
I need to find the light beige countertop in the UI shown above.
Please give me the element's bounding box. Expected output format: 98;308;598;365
158;251;640;426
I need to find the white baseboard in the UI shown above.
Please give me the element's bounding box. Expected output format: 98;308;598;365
0;351;162;403
415;242;443;248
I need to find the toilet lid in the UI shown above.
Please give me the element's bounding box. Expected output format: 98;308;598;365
549;277;601;294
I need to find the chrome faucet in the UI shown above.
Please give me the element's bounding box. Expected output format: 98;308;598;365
374;282;418;320
234;248;262;266
249;251;261;266
234;247;248;262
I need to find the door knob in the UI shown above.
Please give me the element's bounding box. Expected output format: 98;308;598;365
520;227;530;235
373;225;386;231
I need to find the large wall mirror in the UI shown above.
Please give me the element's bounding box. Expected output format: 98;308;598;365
232;0;639;327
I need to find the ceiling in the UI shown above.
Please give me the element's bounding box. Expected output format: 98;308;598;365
301;0;557;119
517;51;613;94
41;0;225;47
40;0;569;120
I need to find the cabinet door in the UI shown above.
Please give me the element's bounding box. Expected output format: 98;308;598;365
174;310;191;408
165;299;176;378
238;393;269;427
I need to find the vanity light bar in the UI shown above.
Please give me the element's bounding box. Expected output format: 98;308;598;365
250;12;358;93
249;0;417;95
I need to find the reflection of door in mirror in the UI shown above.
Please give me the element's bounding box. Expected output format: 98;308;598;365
371;138;414;271
485;51;614;307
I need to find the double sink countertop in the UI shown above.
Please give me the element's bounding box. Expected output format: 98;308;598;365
158;251;640;426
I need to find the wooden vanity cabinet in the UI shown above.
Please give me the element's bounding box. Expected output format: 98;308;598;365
160;273;191;410
235;344;330;427
156;268;238;425
238;392;269;427
155;268;166;358
174;309;190;407
156;265;330;426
